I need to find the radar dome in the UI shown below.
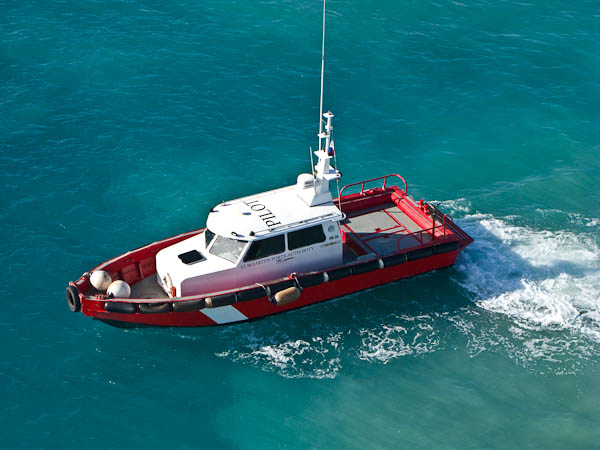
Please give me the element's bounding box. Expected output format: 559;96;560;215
90;270;112;291
107;280;131;298
297;173;314;190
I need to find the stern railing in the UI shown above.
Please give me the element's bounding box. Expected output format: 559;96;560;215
396;227;436;253
394;204;455;253
338;174;407;199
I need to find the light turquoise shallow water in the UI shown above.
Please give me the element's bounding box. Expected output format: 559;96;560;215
1;0;599;448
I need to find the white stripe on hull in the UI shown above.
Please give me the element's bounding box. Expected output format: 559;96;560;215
201;306;248;324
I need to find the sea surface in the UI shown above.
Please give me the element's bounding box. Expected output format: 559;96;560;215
1;0;599;448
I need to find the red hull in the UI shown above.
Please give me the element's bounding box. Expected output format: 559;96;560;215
67;177;473;327
80;252;456;326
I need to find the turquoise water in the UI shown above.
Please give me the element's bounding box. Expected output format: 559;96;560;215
2;0;600;448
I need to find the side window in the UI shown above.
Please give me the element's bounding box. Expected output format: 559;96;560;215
288;225;326;250
243;235;285;262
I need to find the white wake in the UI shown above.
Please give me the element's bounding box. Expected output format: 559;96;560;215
453;213;600;343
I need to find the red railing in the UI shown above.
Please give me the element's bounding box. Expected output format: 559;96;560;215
394;207;454;254
443;214;453;229
396;227;437;253
339;174;407;199
429;203;454;233
398;195;454;235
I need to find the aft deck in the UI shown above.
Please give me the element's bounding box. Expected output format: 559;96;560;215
339;191;449;260
342;201;429;254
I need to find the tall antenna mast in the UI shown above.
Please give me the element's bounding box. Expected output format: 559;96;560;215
318;0;326;151
298;0;340;207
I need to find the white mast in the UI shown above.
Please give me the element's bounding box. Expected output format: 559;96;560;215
297;0;340;207
318;0;326;151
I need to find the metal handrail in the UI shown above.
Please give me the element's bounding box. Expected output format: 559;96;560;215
396;226;438;253
400;198;455;235
429;203;454;233
338;174;407;200
394;209;455;253
443;214;453;229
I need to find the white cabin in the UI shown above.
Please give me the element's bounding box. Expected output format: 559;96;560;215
155;113;343;297
155;181;344;296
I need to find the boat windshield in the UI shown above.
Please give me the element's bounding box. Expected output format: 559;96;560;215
209;235;247;264
204;228;216;248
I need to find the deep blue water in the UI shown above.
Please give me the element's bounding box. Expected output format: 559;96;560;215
2;0;599;448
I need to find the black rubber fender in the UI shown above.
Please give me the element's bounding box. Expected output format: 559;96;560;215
208;293;237;308
351;259;380;275
139;302;171;314
269;279;295;292
432;241;459;254
298;273;324;288
104;301;137;314
66;285;81;312
172;298;206;312
237;286;268;302
406;247;434;261
326;267;352;281
382;253;407;267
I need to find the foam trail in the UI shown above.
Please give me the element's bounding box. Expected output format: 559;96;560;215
453;213;600;343
212;309;444;377
214;327;343;379
535;208;600;228
357;314;440;364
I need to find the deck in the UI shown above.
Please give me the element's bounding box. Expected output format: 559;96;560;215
131;275;167;299
340;199;442;261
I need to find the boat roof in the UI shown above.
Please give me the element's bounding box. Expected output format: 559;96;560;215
206;184;344;240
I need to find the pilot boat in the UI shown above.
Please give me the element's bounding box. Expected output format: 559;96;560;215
65;3;473;327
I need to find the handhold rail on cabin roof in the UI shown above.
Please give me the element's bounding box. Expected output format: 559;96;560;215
338;174;407;200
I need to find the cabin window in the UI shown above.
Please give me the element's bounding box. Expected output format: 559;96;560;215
288;224;326;250
243;235;285;262
205;229;215;248
209;235;247;263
